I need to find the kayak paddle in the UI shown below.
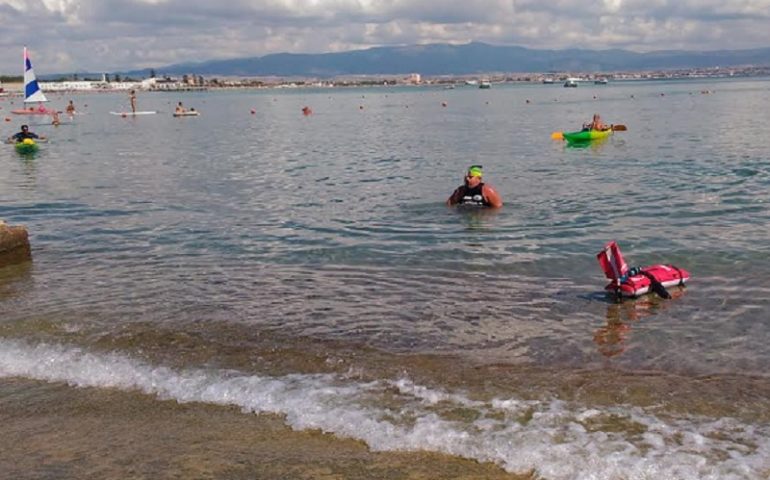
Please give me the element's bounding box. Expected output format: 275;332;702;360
611;124;627;131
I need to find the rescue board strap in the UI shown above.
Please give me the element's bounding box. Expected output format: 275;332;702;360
639;270;672;299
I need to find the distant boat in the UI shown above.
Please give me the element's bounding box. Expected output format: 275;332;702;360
564;78;579;88
464;80;478;86
542;78;555;84
12;47;51;115
479;80;491;89
594;78;609;85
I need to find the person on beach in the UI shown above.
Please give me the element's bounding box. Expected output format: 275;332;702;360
583;113;608;131
65;100;75;115
129;90;137;113
446;165;503;208
8;124;45;143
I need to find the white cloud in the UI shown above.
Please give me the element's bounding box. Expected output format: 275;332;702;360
0;0;769;74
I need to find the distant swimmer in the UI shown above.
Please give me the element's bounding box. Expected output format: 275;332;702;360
8;124;45;143
446;165;503;208
175;101;186;114
65;100;75;115
51;110;61;126
129;90;137;113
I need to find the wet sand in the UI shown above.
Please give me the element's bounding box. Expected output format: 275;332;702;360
1;378;532;480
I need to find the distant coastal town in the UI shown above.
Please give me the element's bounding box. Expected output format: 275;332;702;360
1;64;769;94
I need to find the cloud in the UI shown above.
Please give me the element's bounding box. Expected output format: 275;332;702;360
1;0;769;74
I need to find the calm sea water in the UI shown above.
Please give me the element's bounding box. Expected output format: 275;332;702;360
1;79;769;479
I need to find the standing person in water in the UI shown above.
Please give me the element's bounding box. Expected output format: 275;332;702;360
65;100;76;115
129;90;137;113
446;165;503;208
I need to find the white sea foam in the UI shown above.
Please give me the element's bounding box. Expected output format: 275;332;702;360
1;339;769;480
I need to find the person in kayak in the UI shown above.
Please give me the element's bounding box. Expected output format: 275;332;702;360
583;113;608;131
446;165;503;208
8;124;45;143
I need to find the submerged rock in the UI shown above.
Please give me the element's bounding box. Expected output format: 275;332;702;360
0;221;31;267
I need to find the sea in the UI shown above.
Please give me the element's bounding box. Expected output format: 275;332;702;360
1;78;769;480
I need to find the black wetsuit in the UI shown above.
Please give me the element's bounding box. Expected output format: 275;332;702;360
456;183;489;207
12;132;39;142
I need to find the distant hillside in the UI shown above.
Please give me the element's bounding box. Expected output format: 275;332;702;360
127;42;770;77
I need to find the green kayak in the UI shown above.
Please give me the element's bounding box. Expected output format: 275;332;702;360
14;139;39;154
562;129;612;143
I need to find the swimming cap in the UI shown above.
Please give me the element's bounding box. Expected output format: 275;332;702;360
467;165;483;177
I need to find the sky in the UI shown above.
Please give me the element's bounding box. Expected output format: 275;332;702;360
1;0;770;75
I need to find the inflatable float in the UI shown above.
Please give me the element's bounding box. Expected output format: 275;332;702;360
597;241;689;299
173;110;200;117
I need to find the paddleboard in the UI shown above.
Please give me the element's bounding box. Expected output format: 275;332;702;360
173;111;200;117
109;111;157;116
11;109;54;115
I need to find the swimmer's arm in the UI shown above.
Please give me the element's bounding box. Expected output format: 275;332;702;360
483;185;503;208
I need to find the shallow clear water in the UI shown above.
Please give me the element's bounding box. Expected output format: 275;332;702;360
1;79;769;479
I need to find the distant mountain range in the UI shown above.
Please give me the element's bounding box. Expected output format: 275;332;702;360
124;42;770;78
